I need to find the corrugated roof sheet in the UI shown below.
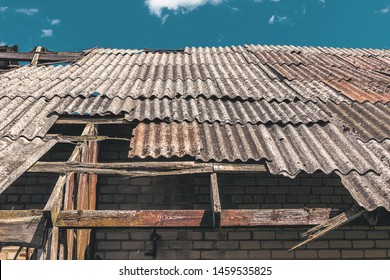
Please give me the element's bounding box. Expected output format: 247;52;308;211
317;101;390;142
53;96;329;125
0;138;57;193
0;97;58;139
3;45;388;103
336;140;390;211
129;122;381;176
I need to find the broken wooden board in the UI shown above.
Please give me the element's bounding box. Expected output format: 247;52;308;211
0;210;46;247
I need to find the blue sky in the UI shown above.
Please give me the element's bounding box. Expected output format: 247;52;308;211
0;0;389;52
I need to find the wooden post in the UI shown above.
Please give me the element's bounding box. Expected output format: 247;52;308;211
210;173;221;228
76;124;98;260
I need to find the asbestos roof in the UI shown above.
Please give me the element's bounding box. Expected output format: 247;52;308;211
0;44;389;211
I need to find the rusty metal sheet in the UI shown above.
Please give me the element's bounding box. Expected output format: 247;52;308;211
0;138;57;194
129;122;380;176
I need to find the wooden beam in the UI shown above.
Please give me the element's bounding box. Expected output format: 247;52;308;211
43;134;129;143
210;173;221;228
55;117;129;125
29;162;213;177
56;210;212;228
213;163;267;173
43;175;67;226
0;210;46;247
28;162;266;176
0;51;82;62
222;208;342;227
30;46;42;66
289;205;366;251
55;208;342;228
76;123;99;260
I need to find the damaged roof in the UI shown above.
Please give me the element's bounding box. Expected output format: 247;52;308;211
0;44;389;211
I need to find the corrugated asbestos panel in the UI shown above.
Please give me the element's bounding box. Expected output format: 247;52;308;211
337;171;390;211
0;138;57;194
129;122;379;176
317;101;390;142
0;97;59;139
325;80;390;103
336;140;390;211
284;80;350;104
54;96;329;125
125;98;329;125
0;63;300;101
245;44;390;57
0;65;337;102
1;46;388;103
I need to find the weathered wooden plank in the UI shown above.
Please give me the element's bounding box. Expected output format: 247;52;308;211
56;210;212;228
43;175;67;226
0;51;82;62
29;161;267;176
43;134;129;143
30;46;42;66
49;227;59;260
210;173;221;228
56;117;129;125
221;208;341;227
289;205;366;251
0;210;46;247
213;163;267;173
76;127;92;260
65;173;76;260
56;208;341;228
29;162;213;177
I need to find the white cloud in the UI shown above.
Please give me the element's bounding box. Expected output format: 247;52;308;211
380;7;389;14
16;8;39;16
268;15;275;24
51;19;61;25
0;41;7;46
145;0;224;17
270;0;280;2
319;0;325;3
0;6;8;13
41;29;53;38
268;14;287;24
161;14;169;24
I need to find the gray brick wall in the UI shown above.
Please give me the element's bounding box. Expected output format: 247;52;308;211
93;226;390;260
93;171;390;260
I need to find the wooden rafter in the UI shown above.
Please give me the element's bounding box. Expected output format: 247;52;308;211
289;205;366;251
